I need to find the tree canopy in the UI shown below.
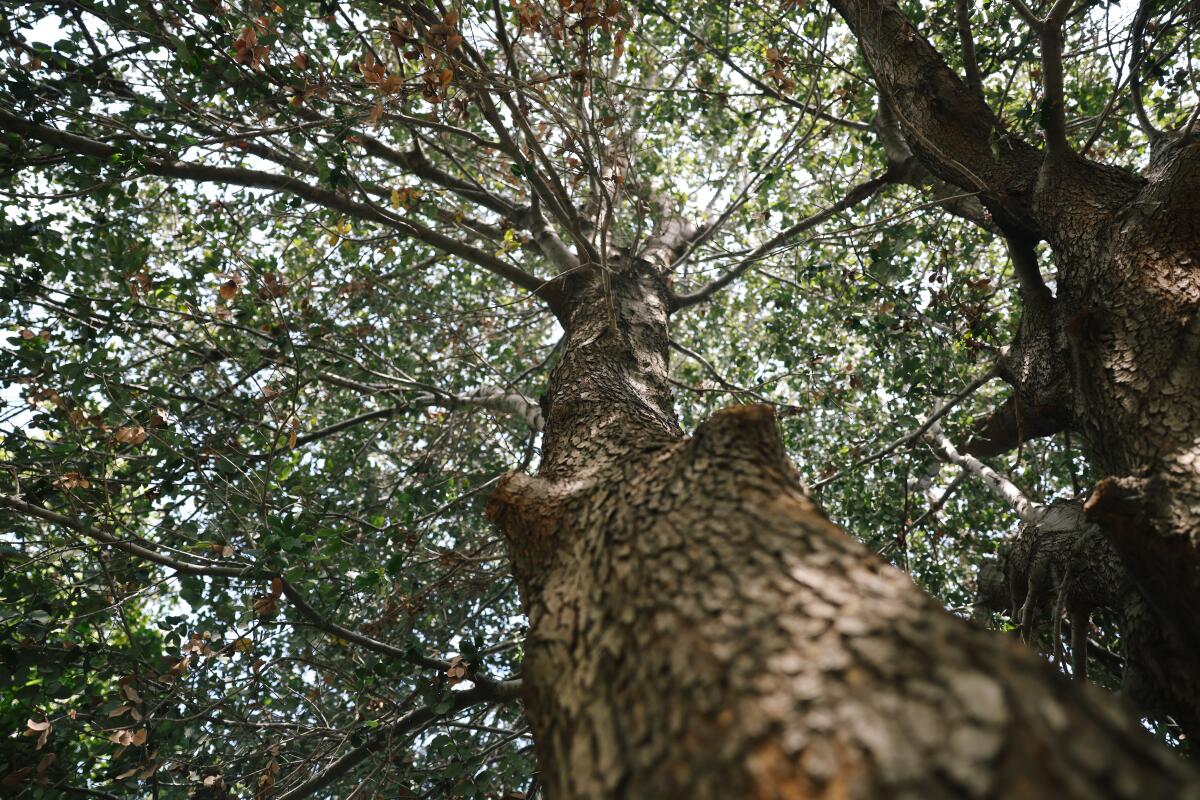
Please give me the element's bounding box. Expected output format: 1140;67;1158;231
2;0;1198;795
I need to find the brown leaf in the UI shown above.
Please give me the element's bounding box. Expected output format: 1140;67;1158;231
252;596;278;617
109;705;131;718
34;753;56;776
19;719;52;749
114;425;148;445
53;472;90;490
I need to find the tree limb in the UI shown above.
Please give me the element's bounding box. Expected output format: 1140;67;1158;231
827;0;1044;234
924;422;1040;523
0;109;564;311
811;366;999;490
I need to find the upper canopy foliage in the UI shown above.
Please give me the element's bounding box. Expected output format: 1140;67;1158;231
1;0;1196;795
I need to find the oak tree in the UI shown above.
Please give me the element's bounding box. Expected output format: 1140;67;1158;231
2;0;1199;796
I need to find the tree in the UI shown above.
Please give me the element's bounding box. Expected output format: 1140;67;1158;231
1;0;1198;796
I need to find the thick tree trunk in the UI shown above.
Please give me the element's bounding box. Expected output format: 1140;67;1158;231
488;258;1199;798
828;0;1200;732
1044;144;1200;659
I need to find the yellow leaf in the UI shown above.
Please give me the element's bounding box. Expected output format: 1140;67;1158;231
391;188;402;209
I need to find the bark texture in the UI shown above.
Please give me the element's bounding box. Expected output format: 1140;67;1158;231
489;258;1200;798
829;0;1200;726
974;499;1200;736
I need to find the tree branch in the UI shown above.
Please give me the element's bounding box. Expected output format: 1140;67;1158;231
810;366;999;490
247;385;543;459
0;493;247;578
955;0;983;97
275;679;522;800
0;495;467;675
0;109;564;311
827;0;1044;235
671;170;893;310
1129;0;1162;140
1038;0;1077;157
961;395;1071;458
923;422;1040;523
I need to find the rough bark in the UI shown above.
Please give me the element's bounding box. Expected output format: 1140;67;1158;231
828;0;1200;718
974;499;1200;737
488;258;1200;798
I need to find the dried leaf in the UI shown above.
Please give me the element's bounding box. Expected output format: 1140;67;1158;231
114;425;148;445
35;753;56;776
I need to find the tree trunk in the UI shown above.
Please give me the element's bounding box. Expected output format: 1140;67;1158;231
828;0;1200;731
488;257;1199;798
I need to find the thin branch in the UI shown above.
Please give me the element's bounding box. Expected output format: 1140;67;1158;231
0;493;247;578
956;0;984;97
248;385;543;458
671;171;893;310
643;1;873;131
0;495;466;675
811;366;999;490
275;681;521;800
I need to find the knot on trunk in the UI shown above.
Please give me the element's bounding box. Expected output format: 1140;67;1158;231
976;500;1125;631
977;495;1200;738
487;472;566;593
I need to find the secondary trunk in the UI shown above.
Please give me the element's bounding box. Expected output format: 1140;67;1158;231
828;0;1200;731
488;257;1199;798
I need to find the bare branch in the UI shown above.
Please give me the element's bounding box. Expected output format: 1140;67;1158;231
811;366;998;490
923;422;1040;523
671;170;893;310
275;680;522;800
